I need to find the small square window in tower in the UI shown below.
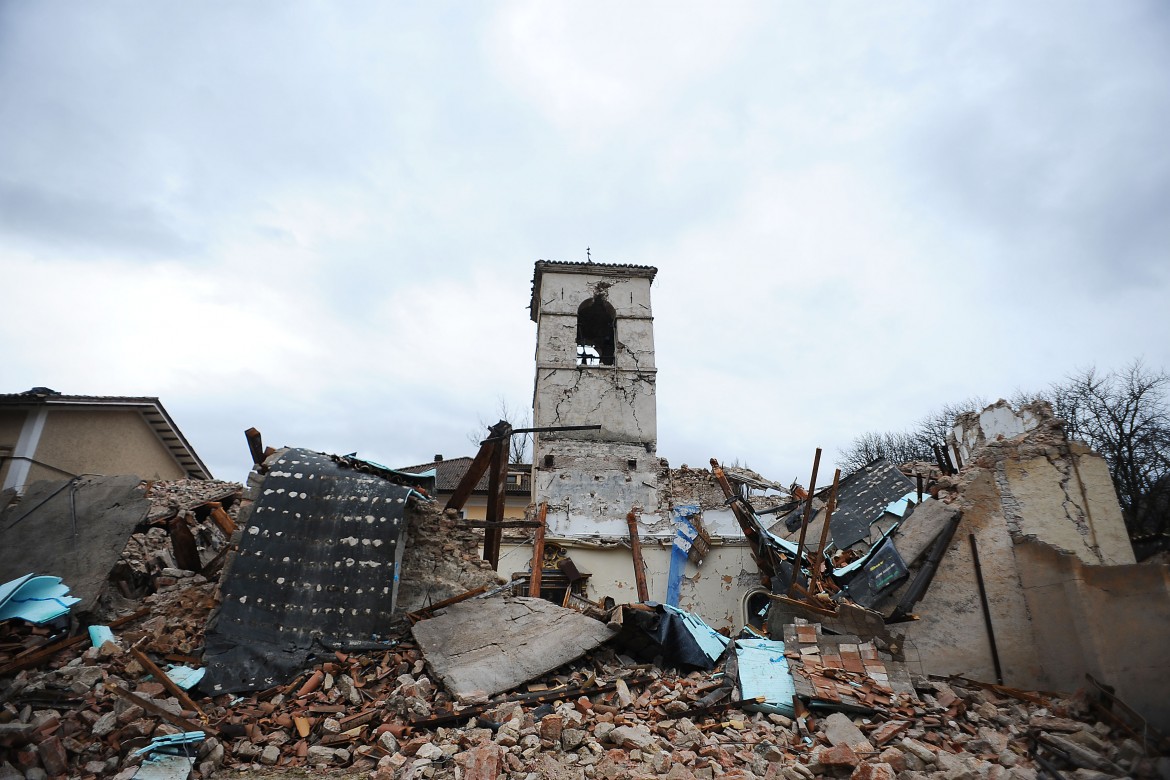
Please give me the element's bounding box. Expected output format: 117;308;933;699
576;296;616;366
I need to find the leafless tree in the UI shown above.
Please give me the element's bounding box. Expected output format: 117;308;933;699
838;396;986;473
467;397;532;465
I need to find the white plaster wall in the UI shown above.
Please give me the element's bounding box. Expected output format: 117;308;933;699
533;271;654;321
533;370;656;445
496;539;762;631
952;400;1042;463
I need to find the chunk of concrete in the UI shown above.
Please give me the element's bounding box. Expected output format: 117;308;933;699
823;712;873;751
411;596;618;700
0;476;149;615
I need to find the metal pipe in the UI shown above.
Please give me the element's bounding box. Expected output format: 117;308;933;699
968;533;1003;684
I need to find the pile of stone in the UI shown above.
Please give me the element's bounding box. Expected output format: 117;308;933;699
2;588;1163;780
142;480;243;523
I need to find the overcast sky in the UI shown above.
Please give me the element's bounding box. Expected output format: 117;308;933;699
2;2;1168;488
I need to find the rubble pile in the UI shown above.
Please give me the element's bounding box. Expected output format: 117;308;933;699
143;481;243;521
0;581;1164;780
104;480;242;612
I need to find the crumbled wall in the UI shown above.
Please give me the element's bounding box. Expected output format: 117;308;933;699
1015;539;1170;730
396;503;504;615
899;467;1045;686
898;401;1169;728
951;399;1046;463
657;464;727;511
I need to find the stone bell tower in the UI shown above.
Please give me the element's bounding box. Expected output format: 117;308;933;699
529;260;659;523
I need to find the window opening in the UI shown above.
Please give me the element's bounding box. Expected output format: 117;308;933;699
576;296;616;366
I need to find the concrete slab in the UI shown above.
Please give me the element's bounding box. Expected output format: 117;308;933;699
0;475;149;615
892;500;961;566
412;596;618;700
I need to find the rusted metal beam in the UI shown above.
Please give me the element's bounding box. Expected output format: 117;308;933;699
790;448;822;596
626;510;649;602
808;468;841;595
406;585;490;624
529;503;548;598
710;459;776;580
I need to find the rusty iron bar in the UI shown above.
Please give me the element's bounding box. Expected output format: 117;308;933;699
808;468;841;595
709;458;777;580
529;503;548;598
917;473;924;503
968;533;1003;685
405;585;490;625
789;448;822;596
626;509;650;602
509;424;602;435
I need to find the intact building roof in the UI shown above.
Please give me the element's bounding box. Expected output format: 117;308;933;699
396;456;531;496
0;388;212;480
530;260;658;321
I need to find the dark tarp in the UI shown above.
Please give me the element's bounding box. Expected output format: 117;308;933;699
609;603;729;671
202;449;412;693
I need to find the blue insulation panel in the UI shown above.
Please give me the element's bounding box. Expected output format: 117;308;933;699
735;638;796;716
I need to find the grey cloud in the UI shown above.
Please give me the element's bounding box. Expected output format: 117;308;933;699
0;179;202;256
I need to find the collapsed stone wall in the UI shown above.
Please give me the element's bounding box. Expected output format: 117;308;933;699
396;503;505;615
